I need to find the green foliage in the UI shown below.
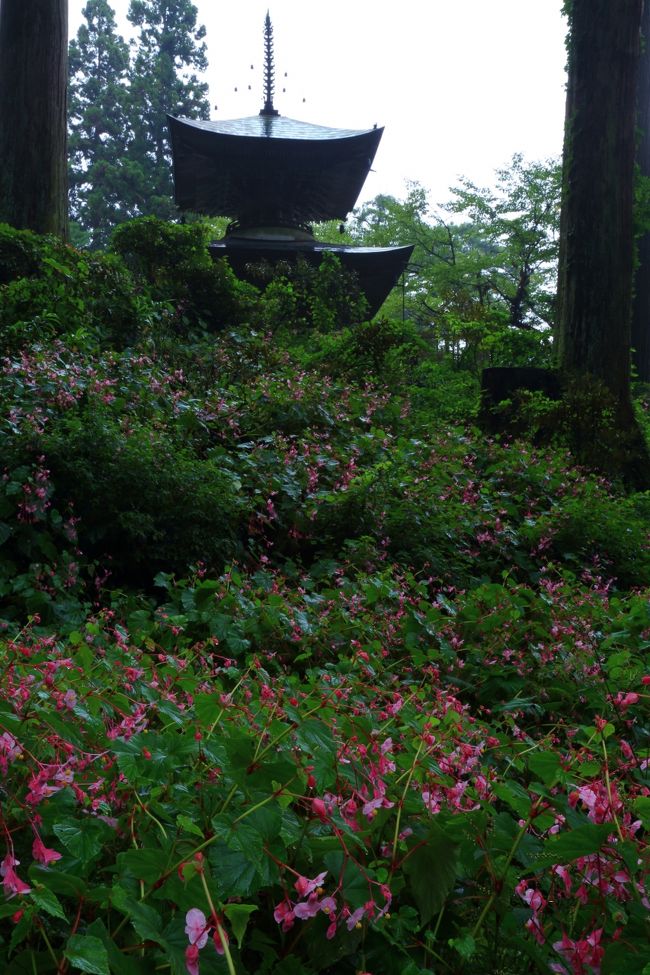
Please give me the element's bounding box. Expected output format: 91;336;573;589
305;317;429;381
0;223;42;285
38;408;243;583
351;156;560;371
0;226;154;352
68;0;210;241
249;253;368;334
111;216;258;332
68;0;132;248
2;217;650;974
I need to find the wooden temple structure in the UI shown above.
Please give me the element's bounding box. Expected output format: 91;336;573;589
167;14;413;317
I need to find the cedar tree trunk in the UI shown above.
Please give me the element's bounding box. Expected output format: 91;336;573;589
632;0;650;382
0;0;68;237
557;0;643;408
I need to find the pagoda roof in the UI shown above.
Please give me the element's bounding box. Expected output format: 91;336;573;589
208;237;414;318
168;113;383;226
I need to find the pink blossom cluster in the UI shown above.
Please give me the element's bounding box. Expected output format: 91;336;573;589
273;871;336;932
273;871;392;941
184;908;228;975
550;928;604;975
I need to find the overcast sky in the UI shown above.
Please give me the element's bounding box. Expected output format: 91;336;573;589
69;1;568;208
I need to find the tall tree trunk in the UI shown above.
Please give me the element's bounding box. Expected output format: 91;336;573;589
632;1;650;382
557;0;643;409
0;0;68;238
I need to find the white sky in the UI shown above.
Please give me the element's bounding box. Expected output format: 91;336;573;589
69;1;568;208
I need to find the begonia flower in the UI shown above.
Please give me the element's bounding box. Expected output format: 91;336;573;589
185;908;209;948
185;943;200;975
32;837;62;867
294;871;327;898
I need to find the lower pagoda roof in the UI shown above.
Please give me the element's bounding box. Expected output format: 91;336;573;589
168;114;383;226
209;235;414;319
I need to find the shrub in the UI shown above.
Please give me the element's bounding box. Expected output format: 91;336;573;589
0;226;154;352
0;223;42;285
251;252;369;334
38;409;244;584
111;217;258;332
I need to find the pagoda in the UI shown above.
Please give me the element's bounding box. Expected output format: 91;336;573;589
167;13;413;318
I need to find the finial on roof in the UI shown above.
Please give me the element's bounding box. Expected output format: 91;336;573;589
260;11;279;117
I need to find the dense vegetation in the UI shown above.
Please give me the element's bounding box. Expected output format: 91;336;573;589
1;219;649;975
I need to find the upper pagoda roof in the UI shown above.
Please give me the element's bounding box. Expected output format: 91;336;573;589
175;114;378;142
167;12;384;227
168;113;383;227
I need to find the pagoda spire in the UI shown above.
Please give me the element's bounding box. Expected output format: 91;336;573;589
260;11;279;117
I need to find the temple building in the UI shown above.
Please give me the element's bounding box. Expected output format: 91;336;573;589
167;14;413;318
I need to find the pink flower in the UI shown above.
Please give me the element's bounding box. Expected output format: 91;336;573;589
273;900;295;931
32;837;62;867
185;943;200;975
1;855;31;898
213;923;228;955
185;908;209;948
346;906;366;930
294;899;321;920
294;871;327;898
311;798;328;822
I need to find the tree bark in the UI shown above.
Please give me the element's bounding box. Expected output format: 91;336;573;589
557;0;643;408
0;0;68;238
632;0;650;382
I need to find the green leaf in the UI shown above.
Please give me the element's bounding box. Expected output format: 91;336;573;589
492;781;531;818
29;866;86;897
295;718;336;788
64;935;110;975
449;934;476;960
529;824;611;868
208;844;258;898
528;751;562;786
403;825;458;925
32;886;67;920
176;814;204;838
110;886;166;946
603;941;650;975
633;796;650;829
9;913;32;955
116;848;168;885
323;852;373;910
53;820;111;864
223;904;257;948
85;919;150;975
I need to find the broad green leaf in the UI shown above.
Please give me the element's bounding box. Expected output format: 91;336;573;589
323;852;373;910
403;824;458;925
116;848;168;884
53;821;111;864
602;941;650;975
64;934;110;975
110;886;166;946
176;814;204;838
529;824;611;868
492;781;531;818
208;844;258;898
295;719;336;788
633;796;650;829
29;865;86;897
86;919;150;975
32;887;67;920
9;913;32;955
527;751;562;786
223;904;257;948
449;934;476;960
